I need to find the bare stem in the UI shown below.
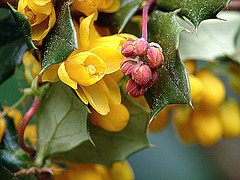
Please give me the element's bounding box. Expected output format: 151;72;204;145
141;0;156;41
18;97;41;156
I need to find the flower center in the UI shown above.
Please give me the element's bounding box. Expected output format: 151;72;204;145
87;65;97;76
25;7;36;24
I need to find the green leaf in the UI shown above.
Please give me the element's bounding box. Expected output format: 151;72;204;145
146;10;191;120
156;0;231;28
40;2;77;73
0;115;30;176
98;0;143;34
0;14;27;84
179;11;240;64
8;4;38;60
35;82;89;167
52;92;150;166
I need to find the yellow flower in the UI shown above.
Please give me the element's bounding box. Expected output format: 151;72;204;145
22;51;42;85
72;0;120;17
3;106;23;133
0;118;6;143
42;13;131;116
53;161;134;180
24;124;37;146
18;0;56;41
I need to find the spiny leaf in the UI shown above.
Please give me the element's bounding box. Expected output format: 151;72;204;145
98;0;143;34
0;13;27;84
179;11;240;64
8;3;38;60
52;92;150;166
156;0;231;28
40;2;77;73
146;10;191;120
35;82;89;167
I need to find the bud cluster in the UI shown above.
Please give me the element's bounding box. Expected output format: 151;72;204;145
121;38;164;98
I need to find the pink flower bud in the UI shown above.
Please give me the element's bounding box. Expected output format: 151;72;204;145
132;61;152;85
121;62;134;77
147;69;159;86
121;41;134;57
133;38;148;57
147;46;164;69
126;78;146;98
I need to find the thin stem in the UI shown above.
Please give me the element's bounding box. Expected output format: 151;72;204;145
18;97;41;156
141;0;155;41
0;94;28;118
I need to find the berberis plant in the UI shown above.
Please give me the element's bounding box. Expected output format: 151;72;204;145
0;0;239;179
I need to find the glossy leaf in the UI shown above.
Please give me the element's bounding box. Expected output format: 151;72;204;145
8;4;38;59
40;2;77;73
156;0;231;28
52;92;150;166
0;13;27;84
179;11;240;64
146;10;191;120
35;82;89;167
0;115;30;178
98;0;143;33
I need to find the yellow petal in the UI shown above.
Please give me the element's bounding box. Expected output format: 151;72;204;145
31;9;56;41
103;75;121;104
109;70;124;83
79;13;100;51
24;124;37;146
72;1;98;16
88;36;126;51
58;63;78;89
89;46;124;74
75;86;89;105
89;102;129;132
28;0;53;15
114;33;137;40
81;84;110;115
99;0;120;13
97;0;113;10
0;118;6;143
110;161;135;180
42;64;60;82
66;52;106;86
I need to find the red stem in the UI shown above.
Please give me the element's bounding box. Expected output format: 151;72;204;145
18;97;41;156
142;0;155;41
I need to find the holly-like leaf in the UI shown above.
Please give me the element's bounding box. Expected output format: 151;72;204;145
0;12;27;84
98;0;143;34
8;4;38;59
146;10;191;120
0;115;30;178
40;2;77;73
52;92;150;166
35;82;89;167
179;11;240;64
156;0;231;28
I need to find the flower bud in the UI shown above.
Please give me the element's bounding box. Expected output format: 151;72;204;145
147;46;164;69
121;41;134;57
126;78;146;98
132;61;152;85
147;69;159;86
133;38;148;57
121;62;134;77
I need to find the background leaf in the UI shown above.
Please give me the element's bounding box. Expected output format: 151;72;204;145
35;82;89;167
40;2;77;73
52;92;150;166
145;10;191;120
0;11;27;84
156;0;231;28
98;0;143;33
0;115;31;179
179;11;240;64
8;4;38;59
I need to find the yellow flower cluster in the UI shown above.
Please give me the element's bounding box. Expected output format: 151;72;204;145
0;107;37;146
53;161;134;180
20;0;132;132
173;60;240;147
